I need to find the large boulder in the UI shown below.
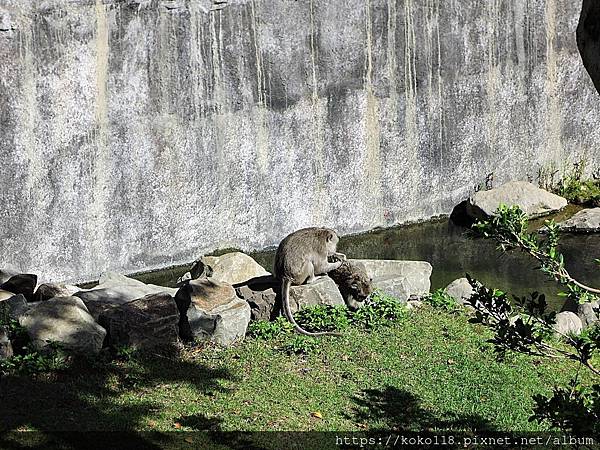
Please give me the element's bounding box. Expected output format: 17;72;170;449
0;293;28;321
466;181;567;220
235;275;346;321
445;278;475;305
349;259;432;301
19;297;106;354
0;273;37;302
182;252;270;286
175;278;250;346
96;293;179;350
557;208;600;233
76;272;178;310
553;311;583;337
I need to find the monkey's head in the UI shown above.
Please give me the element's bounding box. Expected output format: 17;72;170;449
328;260;373;311
348;270;373;302
323;228;340;253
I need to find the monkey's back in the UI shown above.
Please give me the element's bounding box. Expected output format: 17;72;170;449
273;227;332;281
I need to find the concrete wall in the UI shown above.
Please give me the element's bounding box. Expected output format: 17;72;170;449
0;0;599;282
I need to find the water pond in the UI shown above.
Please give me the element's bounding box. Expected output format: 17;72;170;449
135;206;600;311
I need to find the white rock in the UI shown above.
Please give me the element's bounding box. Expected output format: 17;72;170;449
445;278;475;305
76;272;178;306
201;252;270;285
349;259;432;301
467;181;567;219
553;311;583;337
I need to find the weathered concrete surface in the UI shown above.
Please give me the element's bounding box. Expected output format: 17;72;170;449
1;0;599;282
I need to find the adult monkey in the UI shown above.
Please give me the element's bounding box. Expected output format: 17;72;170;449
273;227;346;336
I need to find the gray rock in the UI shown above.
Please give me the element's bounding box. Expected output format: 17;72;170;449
34;283;80;302
577;301;599;329
175;278;250;346
0;293;28;321
466;181;567;220
97;272;178;295
0;326;13;359
557;208;600;233
287;276;345;312
235;275;346;322
349;259;432;301
445;278;475;305
201;252;270;285
235;275;278;322
553;311;583;337
76;272;178;309
19;296;106;354
97;293;179;350
0;273;37;302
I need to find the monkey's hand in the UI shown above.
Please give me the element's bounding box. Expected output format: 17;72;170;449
328;253;347;263
334;252;347;261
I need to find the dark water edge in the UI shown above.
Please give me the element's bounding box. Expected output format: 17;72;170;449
131;206;600;311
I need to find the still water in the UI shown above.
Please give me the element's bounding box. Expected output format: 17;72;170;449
135;207;600;311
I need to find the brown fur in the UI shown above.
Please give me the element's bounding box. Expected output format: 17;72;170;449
328;260;373;310
273;227;346;336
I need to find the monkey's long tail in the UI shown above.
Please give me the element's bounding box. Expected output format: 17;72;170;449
281;278;342;337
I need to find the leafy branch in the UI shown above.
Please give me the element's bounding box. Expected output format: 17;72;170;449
473;204;600;299
469;204;600;435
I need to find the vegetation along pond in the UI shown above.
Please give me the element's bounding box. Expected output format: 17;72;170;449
135;206;600;312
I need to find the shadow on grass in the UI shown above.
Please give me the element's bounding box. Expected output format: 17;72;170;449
351;385;498;433
0;350;237;449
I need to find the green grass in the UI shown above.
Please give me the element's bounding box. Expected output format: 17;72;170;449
0;305;581;440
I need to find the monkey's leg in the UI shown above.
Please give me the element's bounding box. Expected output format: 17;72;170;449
302;261;318;284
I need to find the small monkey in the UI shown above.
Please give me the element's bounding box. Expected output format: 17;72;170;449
273;227;347;337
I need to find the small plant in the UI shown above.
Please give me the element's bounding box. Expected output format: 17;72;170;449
0;342;70;376
351;290;407;329
247;317;294;340
425;288;460;311
554;160;600;206
295;305;351;333
115;345;138;362
281;335;321;355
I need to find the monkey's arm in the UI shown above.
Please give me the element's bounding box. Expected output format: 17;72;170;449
328;252;346;263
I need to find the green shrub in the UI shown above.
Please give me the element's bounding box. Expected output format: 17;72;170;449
0;316;71;376
247;317;294;339
350;290;407;329
425;288;460;311
0;342;70;376
554;161;600;206
247;291;408;342
295;305;351;333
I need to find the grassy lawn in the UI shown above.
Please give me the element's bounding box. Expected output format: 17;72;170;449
0;304;580;443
